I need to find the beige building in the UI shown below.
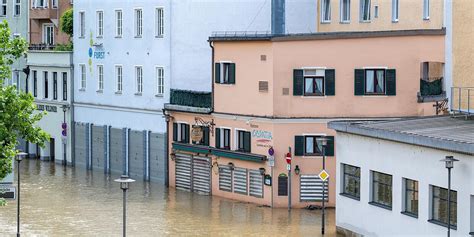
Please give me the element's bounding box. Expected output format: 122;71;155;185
317;0;443;32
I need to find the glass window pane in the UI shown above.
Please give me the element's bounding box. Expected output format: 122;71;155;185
315;78;323;94
305;78;313;93
305;137;314;154
366;70;374;93
376;70;384;93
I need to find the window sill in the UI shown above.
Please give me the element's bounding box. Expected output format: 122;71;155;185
134;36;142;39
155;94;164;98
362;95;388;97
155;35;164;38
339;193;360;201
96;90;103;93
79;88;86;92
359;20;371;23
115;36;122;39
320;21;331;24
115;91;122;95
401;211;418;219
134;92;142;96
339;21;351;24
302;95;327;98
392;20;399;23
428;219;456;230
78;36;85;39
368;201;392;211
215;83;235;86
423;17;430;21
96;36;103;39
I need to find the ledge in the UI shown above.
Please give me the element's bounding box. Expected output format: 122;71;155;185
417;92;446;103
428;219;457;230
164;103;212;114
172;143;211;155
368;201;392;211
211;149;266;163
401;211;418;219
339;193;360;201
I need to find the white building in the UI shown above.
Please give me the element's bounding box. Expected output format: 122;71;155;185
72;0;316;182
329;116;474;236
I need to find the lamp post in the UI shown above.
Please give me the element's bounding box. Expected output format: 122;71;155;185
61;105;69;166
15;152;27;237
440;156;458;237
114;175;135;237
317;137;330;235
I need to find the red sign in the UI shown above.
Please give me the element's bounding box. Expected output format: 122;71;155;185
285;152;292;164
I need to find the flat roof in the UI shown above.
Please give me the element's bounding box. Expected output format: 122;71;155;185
329;116;474;155
209;28;446;42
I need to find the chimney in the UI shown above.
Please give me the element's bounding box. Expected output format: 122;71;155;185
271;0;285;35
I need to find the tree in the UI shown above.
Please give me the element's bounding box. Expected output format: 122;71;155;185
0;21;49;205
60;8;73;37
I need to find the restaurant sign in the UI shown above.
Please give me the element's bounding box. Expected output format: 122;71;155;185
37;104;57;112
252;130;273;148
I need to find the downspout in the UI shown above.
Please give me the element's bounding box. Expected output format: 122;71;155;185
70;53;75;166
209;40;215;112
163;109;170;187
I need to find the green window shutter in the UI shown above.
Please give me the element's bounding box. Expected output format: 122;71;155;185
203;127;210;146
294;136;304;156
244;131;251;153
293;69;304;96
324;136;335;156
215;128;221;148
215;63;221;83
325;69;335;96
354;69;365;96
172;123;178;142
386;69;396;96
184;124;190;143
228;63;236;84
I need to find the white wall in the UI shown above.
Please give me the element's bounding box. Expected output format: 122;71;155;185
336;132;474;236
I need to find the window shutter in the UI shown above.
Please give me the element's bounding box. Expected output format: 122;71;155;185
215;128;221;148
215;63;220;83
244;132;251;153
293;69;304;96
203;127;210;146
172;123;178;142
184;124;190;143
325;69;335;96
228;63;236;84
294;136;304;156
354;69;365;96
324;136;335;156
386;69;396;96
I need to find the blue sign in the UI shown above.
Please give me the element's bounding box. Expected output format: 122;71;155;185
88;48;93;57
88;47;105;60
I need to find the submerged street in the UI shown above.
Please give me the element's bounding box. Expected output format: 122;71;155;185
0;159;336;236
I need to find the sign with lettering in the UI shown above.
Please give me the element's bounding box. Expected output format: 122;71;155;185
191;126;203;143
37;104;57;112
0;185;16;199
252;130;273;148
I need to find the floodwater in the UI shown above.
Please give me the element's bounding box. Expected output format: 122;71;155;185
0;159;337;236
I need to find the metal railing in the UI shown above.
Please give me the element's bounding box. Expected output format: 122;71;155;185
451;87;474;115
28;44;56;51
170;89;212;108
211;31;272;38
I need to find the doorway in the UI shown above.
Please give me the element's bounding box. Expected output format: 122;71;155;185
50;138;55;161
42;24;54;45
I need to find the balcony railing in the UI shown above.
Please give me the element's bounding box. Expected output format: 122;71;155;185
170;89;212;108
451;87;474;115
418;77;446;102
28;44;56;51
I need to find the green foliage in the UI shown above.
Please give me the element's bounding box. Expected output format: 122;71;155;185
0;20;49;181
60;8;73;37
0;198;5;206
54;42;73;51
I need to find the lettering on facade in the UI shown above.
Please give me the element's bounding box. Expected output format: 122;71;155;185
93;51;105;59
252;130;273;148
37;104;57;112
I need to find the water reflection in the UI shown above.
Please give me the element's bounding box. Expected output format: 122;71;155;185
0;159;337;236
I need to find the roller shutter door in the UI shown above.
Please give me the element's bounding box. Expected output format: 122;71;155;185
74;123;87;168
218;165;232;192
233;168;248;195
149;133;165;182
192;156;211;195
175;153;192;191
110;128;124;174
249;169;263;198
129;130;144;179
92;125;105;172
300;175;329;202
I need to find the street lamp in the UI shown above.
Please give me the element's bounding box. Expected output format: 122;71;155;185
317;137;330;235
61;105;69;166
440;156;458;237
15;152;27;237
114;175;135;237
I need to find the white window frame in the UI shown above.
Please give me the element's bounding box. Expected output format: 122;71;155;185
423;0;430;20
52;0;58;8
360;0;371;22
320;0;331;23
340;0;350;23
14;0;21;17
135;66;143;94
217;127;232;150
218;61;232;84
80;64;86;90
392;0;399;22
96;10;104;38
155;66;164;96
115;9;122;37
79;11;85;38
42;23;54;45
134;8;143;38
1;0;7;17
97;65;104;91
115;65;122;93
155;7;164;37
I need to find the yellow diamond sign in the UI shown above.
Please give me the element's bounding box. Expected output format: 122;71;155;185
318;170;330;182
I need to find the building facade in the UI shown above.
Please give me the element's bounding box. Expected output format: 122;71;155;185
29;0;72;47
330;117;474;236
72;0;316;182
165;29;445;208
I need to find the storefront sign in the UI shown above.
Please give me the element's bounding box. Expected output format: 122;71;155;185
37;104;57;112
264;175;272;186
252;130;273;148
191;126;203;143
0;185;15;199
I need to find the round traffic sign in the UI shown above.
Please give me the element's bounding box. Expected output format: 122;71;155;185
285;152;291;164
268;147;274;156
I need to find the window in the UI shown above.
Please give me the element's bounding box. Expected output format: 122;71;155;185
215;62;235;84
135;66;143;94
97;65;103;91
53;72;58;100
115;65;122;93
155;66;164;96
304;136;323;155
321;0;331;22
62;72;67;101
80;64;86;90
340;0;350;22
1;0;7;17
115;10;122;37
360;0;371;21
14;0;21;17
96;11;103;37
79;12;85;38
155;7;164;37
11;71;19;88
52;0;58;8
33;70;37;97
215;128;231;150
43;24;54;45
430;185;457;228
370;171;392;209
43;72;49;99
237;130;251;153
295;135;334;156
173;123;190;143
365;69;385;94
134;9;143;37
392;0;399;22
342;164;360;199
304;69;324;96
33;0;47;8
423;0;430;20
402;178;418;217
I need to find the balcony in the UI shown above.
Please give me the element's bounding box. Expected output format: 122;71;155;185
30;7;58;20
451;87;474;115
165;89;212;113
417;77;446;102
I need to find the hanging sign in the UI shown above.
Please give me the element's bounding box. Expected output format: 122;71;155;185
264;175;272;186
191;126;203;143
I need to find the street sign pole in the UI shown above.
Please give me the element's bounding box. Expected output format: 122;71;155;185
322;145;326;235
288;147;291;211
268;147;275;208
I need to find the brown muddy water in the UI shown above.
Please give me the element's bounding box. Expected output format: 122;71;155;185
0;159;337;236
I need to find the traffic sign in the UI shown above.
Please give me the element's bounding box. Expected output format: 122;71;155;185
318;170;330;182
287;164;291;171
285;152;292;164
268;156;275;167
61;122;67;137
268;147;274;156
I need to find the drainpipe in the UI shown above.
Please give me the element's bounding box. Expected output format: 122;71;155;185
163;109;170;187
209;41;215;112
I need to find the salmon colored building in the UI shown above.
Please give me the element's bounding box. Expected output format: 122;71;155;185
29;0;72;47
164;29;445;208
